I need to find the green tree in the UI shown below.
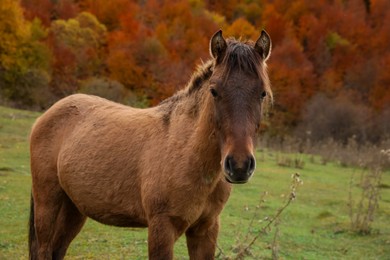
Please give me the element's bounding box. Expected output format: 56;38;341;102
51;12;106;78
0;0;31;74
0;0;52;108
50;12;107;95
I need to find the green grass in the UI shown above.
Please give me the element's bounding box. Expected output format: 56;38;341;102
0;105;389;259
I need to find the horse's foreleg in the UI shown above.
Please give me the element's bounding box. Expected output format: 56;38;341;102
185;218;219;260
147;215;186;260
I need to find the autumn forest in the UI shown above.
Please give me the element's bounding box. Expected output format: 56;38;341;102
1;0;389;142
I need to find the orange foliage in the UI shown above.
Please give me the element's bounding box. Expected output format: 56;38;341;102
79;0;132;30
21;0;79;23
225;18;257;40
370;54;390;110
5;0;388;133
21;0;53;26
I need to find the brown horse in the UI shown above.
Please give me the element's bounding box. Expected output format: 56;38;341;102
28;30;272;260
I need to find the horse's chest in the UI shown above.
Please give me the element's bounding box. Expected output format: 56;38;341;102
146;179;231;225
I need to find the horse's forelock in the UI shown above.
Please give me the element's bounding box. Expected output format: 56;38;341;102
222;39;261;77
222;39;273;105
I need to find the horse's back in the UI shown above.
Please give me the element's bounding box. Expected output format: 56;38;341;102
31;93;141;144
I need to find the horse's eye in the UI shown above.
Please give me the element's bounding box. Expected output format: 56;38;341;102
261;91;267;99
210;88;218;98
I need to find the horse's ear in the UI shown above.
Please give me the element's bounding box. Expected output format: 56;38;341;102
210;30;227;62
255;30;272;61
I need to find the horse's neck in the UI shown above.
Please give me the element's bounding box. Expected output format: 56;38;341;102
167;88;221;176
185;91;221;174
193;95;218;152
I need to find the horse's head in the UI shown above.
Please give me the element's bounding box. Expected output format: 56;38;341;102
209;30;272;184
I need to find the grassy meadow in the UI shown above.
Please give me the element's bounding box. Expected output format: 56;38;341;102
0;105;389;259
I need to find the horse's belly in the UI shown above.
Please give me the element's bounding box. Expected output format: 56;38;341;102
63;183;148;227
61;179;147;227
87;211;148;228
58;160;147;228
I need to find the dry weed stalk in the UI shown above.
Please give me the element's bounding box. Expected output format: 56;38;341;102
347;149;389;234
271;218;280;260
217;173;303;259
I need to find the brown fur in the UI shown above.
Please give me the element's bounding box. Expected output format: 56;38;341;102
29;31;272;259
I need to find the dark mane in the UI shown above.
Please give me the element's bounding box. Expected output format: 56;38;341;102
158;60;214;124
187;60;215;94
159;60;214;106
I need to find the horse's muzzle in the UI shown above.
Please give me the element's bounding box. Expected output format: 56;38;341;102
223;155;255;184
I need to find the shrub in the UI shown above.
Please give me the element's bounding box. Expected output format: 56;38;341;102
79;77;148;108
0;68;53;109
297;93;370;144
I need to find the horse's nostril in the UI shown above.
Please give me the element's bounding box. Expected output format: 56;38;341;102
224;156;234;175
247;156;256;175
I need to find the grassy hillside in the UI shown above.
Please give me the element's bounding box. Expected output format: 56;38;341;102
0;105;389;259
